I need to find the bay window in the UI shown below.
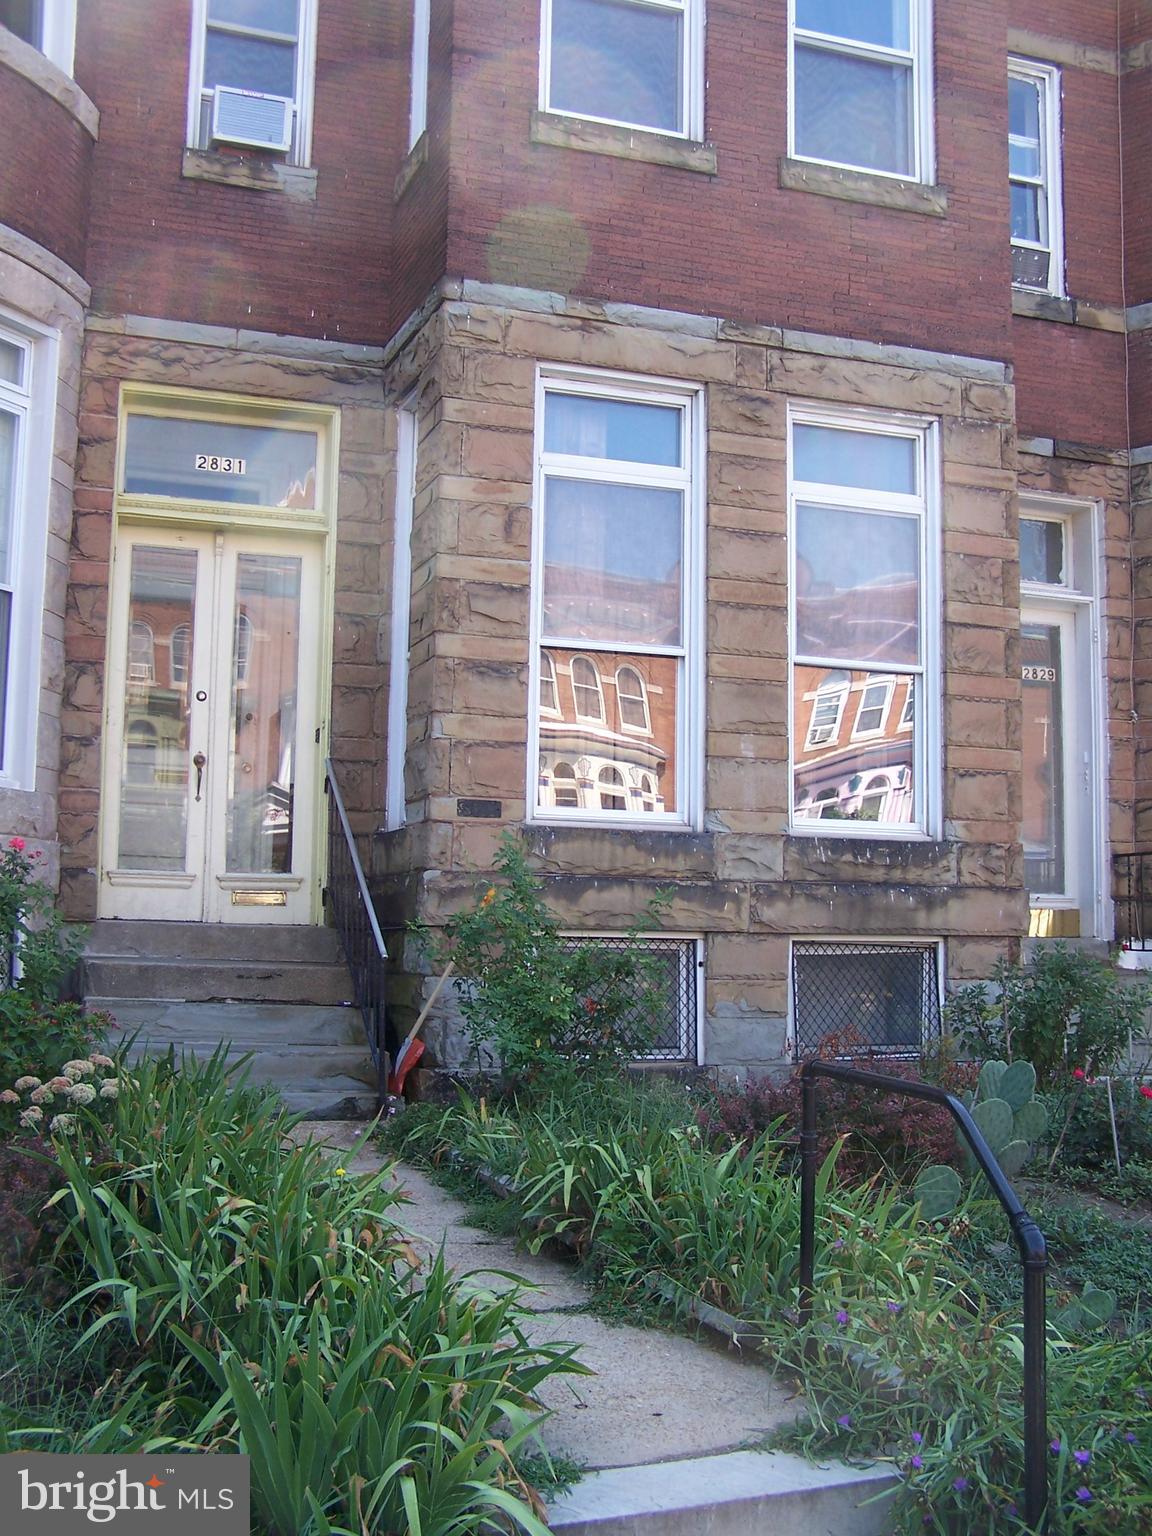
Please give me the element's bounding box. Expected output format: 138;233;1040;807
790;0;933;180
790;410;938;835
532;374;700;825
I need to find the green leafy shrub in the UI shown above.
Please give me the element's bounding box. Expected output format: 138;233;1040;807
429;833;671;1088
946;946;1151;1089
11;1052;581;1534
1048;1077;1152;1173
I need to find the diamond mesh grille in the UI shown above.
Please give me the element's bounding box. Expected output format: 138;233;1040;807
562;937;698;1061
792;942;941;1058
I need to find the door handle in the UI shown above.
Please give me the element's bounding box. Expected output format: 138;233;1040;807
193;752;207;802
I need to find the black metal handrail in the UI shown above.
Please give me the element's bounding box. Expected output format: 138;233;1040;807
799;1060;1049;1533
323;761;389;1105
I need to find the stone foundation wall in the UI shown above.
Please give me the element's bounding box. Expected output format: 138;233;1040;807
376;282;1030;1070
60;316;394;918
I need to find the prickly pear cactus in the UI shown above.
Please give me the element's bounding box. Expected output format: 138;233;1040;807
1054;1284;1117;1333
978;1059;1007;1101
997;1139;1031;1179
971;1096;1014;1154
999;1061;1037;1112
1013;1099;1048;1145
914;1164;963;1221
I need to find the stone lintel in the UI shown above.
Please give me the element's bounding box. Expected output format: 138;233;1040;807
1008;28;1118;75
0;30;99;136
85;311;385;366
778;157;948;217
530;109;718;175
1012;288;1126;332
0;221;90;307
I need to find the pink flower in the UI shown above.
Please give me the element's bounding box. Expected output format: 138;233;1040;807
0;1089;19;1105
7;836;24;852
1140;1086;1152;1101
1073;1069;1085;1081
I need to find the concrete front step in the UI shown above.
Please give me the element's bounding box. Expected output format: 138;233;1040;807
83;956;354;1005
546;1449;897;1536
82;920;344;964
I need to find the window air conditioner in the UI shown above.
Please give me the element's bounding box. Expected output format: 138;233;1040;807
210;87;293;153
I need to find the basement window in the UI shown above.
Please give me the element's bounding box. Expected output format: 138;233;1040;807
563;935;701;1062
791;940;941;1058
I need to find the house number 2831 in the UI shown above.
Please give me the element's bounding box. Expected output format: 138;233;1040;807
195;454;247;474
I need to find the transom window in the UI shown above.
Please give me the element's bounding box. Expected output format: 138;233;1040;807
790;410;938;836
1009;60;1063;295
1020;516;1066;586
541;0;703;139
123;413;320;509
790;0;932;181
188;0;317;164
533;375;699;825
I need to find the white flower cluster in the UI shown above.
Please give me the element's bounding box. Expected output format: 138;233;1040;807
2;1050;123;1136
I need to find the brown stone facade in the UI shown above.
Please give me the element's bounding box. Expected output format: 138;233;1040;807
59;318;394;920
373;285;1031;1069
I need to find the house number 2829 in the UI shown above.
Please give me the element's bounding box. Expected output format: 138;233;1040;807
195;454;247;474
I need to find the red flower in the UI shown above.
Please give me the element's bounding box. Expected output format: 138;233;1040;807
7;836;25;852
1140;1085;1152;1101
1073;1069;1086;1080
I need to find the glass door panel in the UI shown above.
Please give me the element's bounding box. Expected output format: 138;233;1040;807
1022;619;1068;899
116;545;198;872
226;553;302;875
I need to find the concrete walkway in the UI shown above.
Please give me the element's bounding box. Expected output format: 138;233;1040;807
292;1121;898;1534
293;1120;797;1469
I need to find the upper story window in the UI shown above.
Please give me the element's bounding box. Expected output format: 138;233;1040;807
532;373;701;826
789;0;933;181
0;0;76;73
1009;59;1063;295
408;0;430;149
187;0;317;164
540;0;703;139
790;409;939;837
0;316;56;790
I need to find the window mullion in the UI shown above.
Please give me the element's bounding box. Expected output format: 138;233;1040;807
793;29;915;67
206;20;298;44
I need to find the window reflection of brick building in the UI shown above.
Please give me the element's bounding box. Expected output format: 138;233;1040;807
793;667;915;824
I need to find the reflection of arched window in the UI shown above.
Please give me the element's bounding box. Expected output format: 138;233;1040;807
125;719;158;785
234;612;253;684
553;761;579;807
639;772;657;812
816;787;841;818
571;656;604;721
540;652;560;714
599;765;626;811
859;775;889;822
128;621;155;684
806;670;849;748
616;665;650;732
170;624;191;686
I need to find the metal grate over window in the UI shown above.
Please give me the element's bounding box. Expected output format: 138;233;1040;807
792;942;941;1058
563;936;699;1062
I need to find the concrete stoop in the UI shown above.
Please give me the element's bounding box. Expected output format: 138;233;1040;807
81;923;376;1118
546;1449;898;1536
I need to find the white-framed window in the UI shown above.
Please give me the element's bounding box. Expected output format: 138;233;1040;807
0;0;76;74
539;0;704;140
789;407;939;837
791;938;942;1057
804;668;849;749
852;674;894;738
186;0;318;165
789;0;933;181
386;404;418;832
170;624;192;686
531;369;702;827
1009;59;1063;295
408;0;430;149
0;314;57;790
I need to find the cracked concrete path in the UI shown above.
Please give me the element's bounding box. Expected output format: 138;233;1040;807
291;1121;800;1471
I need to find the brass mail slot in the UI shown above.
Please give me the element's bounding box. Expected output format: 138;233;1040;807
232;890;288;907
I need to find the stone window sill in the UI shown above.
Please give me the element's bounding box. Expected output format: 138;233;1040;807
530;109;718;174
394;131;428;200
0;27;98;137
778;156;948;217
1011;286;1126;332
181;148;318;201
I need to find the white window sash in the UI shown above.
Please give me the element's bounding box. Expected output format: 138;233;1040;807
409;0;430;148
385;406;417;831
530;368;703;829
788;404;940;839
39;0;77;74
186;0;318;166
1009;59;1063;297
538;0;704;141
787;0;934;183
